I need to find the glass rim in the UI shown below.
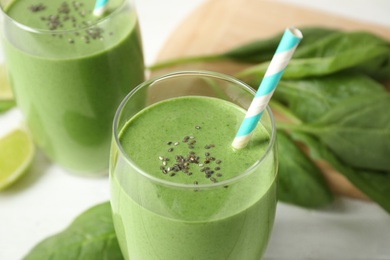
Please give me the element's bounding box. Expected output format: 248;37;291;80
112;70;277;189
0;0;130;34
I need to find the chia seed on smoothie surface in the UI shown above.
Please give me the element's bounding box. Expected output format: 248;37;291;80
27;1;113;43
157;125;227;186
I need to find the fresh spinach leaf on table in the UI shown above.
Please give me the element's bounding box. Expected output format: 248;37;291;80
23;202;123;260
237;31;390;82
277;130;333;208
285;93;390;172
149;27;340;70
272;73;387;122
354;48;390;80
290;132;390;214
221;27;339;63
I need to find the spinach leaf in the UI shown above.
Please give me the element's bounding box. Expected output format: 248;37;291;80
273;73;386;122
23;202;123;260
222;27;339;63
149;27;340;70
355;48;390;80
237;31;390;81
299;93;390;171
292;31;388;59
290;131;390;214
277;130;333;208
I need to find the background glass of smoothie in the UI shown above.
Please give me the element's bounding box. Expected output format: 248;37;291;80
0;0;144;174
110;71;278;259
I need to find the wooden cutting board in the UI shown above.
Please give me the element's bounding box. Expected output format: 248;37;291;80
152;0;390;200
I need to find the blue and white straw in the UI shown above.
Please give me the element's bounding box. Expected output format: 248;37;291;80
93;0;108;16
232;27;303;149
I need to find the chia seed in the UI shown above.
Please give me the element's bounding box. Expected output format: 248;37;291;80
58;3;70;14
156;129;225;185
29;3;46;12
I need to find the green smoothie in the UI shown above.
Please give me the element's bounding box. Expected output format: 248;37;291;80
110;96;277;259
1;0;144;173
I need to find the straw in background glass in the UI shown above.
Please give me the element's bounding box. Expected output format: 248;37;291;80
93;0;108;16
232;27;303;149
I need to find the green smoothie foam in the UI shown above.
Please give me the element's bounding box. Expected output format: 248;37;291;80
1;0;144;173
111;96;277;259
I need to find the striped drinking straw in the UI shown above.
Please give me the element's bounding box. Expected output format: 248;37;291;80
93;0;108;16
232;27;303;149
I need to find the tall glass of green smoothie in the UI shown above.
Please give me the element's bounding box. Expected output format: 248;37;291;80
0;0;144;174
110;71;278;259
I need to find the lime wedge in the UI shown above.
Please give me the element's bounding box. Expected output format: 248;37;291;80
0;129;35;190
0;64;16;113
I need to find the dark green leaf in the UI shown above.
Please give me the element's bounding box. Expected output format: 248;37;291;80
23;202;123;260
237;31;390;81
293;31;388;59
277;130;333;208
273;73;386;122
301;93;390;171
149;27;340;70
290;131;390;214
222;27;339;63
354;48;390;80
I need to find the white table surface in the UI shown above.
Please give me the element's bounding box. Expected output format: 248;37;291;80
1;0;390;259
